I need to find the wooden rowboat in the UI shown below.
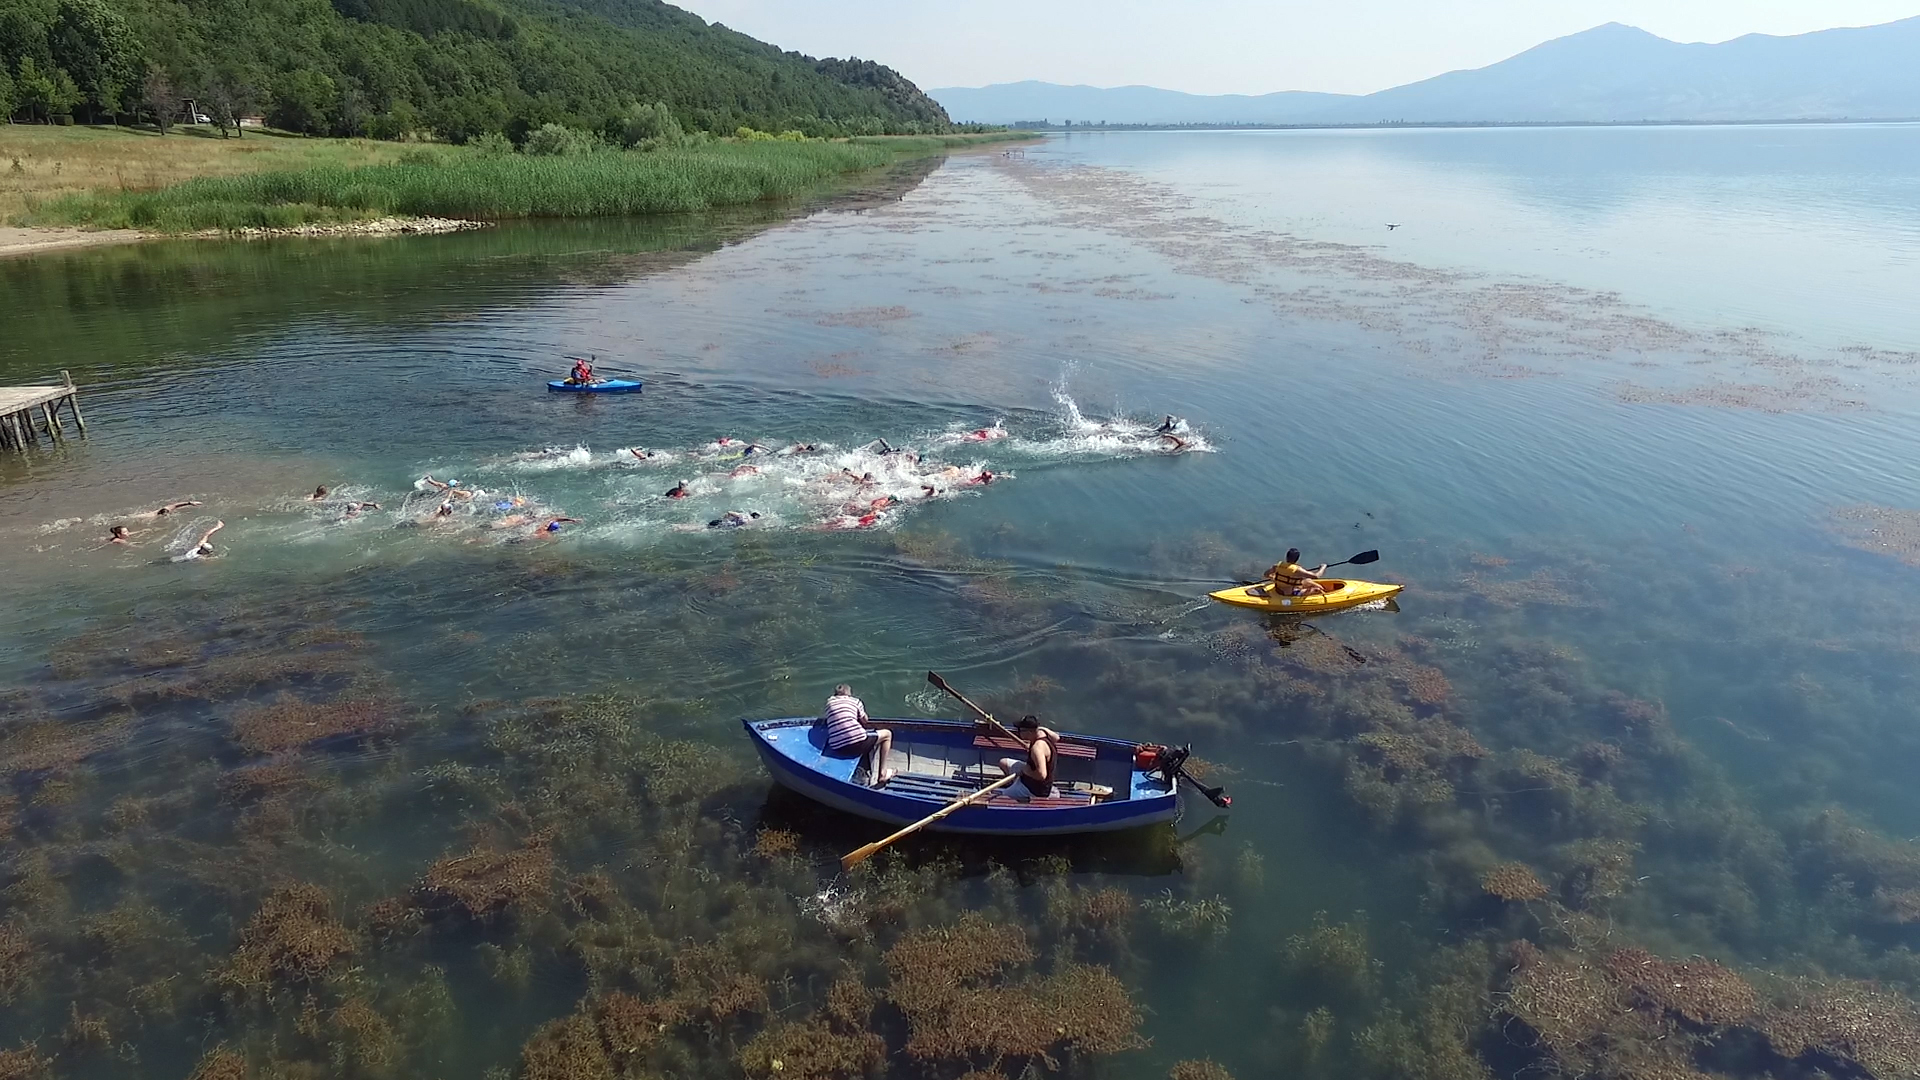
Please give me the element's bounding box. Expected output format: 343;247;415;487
742;716;1181;836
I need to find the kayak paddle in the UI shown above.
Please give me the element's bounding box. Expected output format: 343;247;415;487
1229;549;1379;586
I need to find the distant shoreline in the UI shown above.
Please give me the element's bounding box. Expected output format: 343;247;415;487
1005;117;1920;133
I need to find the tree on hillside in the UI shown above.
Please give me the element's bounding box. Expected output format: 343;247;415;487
198;68;259;138
0;66;14;122
141;62;173;132
14;56;79;123
269;68;335;134
617;100;680;148
48;0;142;124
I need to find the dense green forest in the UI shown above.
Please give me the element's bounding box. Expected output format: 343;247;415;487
0;0;954;141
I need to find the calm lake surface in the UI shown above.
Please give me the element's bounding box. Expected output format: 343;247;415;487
5;126;1920;1080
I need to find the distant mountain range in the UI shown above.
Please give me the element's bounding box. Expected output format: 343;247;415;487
932;18;1920;126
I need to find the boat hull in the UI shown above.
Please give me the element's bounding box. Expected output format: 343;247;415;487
744;717;1178;836
1208;578;1403;614
548;379;643;393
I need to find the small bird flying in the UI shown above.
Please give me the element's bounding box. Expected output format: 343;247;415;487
1385;223;1401;230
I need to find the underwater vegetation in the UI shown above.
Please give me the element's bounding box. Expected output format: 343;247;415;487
6;531;1920;1080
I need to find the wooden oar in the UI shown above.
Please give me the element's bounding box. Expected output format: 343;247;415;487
840;773;1020;871
926;670;1021;743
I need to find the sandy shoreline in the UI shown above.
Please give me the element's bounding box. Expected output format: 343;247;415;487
0;226;148;258
0;217;488;259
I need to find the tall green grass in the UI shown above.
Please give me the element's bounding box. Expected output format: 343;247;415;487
25;139;972;232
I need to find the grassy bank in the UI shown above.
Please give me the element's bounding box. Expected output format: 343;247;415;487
11;130;1037;233
0;125;424;224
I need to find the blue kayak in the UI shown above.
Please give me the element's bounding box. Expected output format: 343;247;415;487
548;379;643;394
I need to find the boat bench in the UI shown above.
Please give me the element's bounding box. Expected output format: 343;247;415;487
886;771;1094;809
971;735;1098;759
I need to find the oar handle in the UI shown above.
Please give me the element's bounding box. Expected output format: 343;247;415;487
840;773;1020;871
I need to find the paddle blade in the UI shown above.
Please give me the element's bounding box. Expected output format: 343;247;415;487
840;842;883;872
1348;550;1380;565
926;671;951;693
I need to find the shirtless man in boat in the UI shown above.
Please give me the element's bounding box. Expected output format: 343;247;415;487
1259;547;1329;596
823;684;894;787
997;716;1058;801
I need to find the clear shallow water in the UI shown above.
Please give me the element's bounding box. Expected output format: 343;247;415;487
6;130;1920;1079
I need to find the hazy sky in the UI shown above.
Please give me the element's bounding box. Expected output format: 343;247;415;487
674;1;1920;95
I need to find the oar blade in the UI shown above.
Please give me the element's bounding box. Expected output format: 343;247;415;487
926;671;949;692
1348;550;1380;565
841;843;882;872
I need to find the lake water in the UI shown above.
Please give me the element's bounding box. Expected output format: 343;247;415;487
6;126;1920;1080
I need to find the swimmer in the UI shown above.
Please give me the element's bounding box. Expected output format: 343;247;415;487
919;484;938;500
307;485;330;501
966;470;995;486
1156;415;1182;434
730;464;760;478
706;511;761;530
841;469;876;486
172;520;225;562
1159;433;1188;452
340;502;381;519
107;525;134;545
149;500;202;519
630;448;657;461
780;443;819;456
540;517;581;535
431;501;456;520
420;475;452;492
962;424;1007;442
740;442;773;457
665;482;691;499
491;514;534;529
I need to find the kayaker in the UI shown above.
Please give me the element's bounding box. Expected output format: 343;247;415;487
997;715;1057;801
822;684;894;786
567;357;596;385
1262;548;1329;596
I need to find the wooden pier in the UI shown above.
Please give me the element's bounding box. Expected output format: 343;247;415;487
0;370;87;452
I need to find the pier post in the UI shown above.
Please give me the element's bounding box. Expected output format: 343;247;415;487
62;370;86;433
41;402;63;439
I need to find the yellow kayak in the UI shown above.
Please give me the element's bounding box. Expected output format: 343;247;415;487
1208;578;1403;614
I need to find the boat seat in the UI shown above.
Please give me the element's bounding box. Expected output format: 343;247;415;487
972;735;1097;759
886;771;1093;809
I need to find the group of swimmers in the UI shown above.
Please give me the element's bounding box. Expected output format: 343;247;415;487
100;500;229;562
643;434;1002;531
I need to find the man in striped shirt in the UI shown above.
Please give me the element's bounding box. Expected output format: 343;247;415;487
822;684;894;786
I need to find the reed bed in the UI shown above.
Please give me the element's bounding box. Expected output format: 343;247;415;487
25;140;922;232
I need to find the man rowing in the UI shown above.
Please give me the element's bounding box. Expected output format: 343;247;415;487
822;683;894;787
1260;547;1329;596
996;716;1057;801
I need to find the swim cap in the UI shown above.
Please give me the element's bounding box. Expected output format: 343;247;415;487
494;500;513;511
546;521;562;532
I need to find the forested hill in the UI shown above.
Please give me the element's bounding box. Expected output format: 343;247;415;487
0;0;954;139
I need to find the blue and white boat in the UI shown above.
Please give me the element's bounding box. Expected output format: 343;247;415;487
742;716;1181;836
